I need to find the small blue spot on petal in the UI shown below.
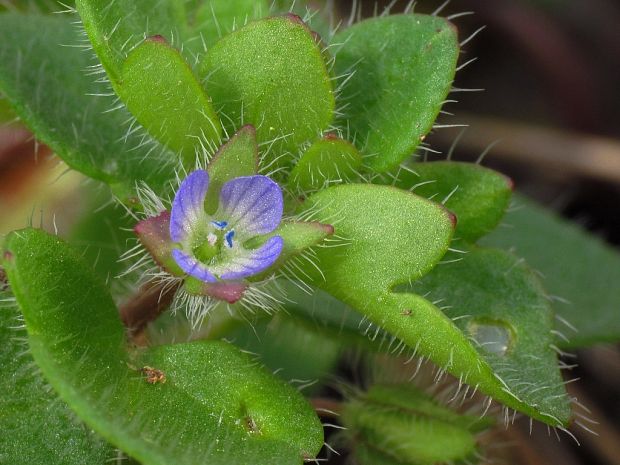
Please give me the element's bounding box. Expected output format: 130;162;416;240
225;230;235;248
211;220;228;230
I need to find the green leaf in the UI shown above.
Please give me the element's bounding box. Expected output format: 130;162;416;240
0;13;175;195
290;135;363;191
333;15;459;172
2;228;323;465
482;194;620;348
0;293;113;464
119;37;222;162
75;0;187;84
364;384;492;433
69;192;136;286
201;15;334;161
301;184;569;426
391;161;513;242
205;125;259;213
230;313;342;385
343;384;485;465
411;246;572;426
187;0;272;53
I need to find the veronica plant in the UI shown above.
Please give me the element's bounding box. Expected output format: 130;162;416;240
1;1;619;464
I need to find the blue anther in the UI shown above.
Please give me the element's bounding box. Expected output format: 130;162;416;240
211;220;228;230
224;230;235;248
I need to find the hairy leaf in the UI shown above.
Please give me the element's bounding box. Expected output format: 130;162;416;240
201;15;334;162
119;37;221;162
75;0;186;84
482;194;620;348
0;294;113;464
301;184;570;425
0;13;175;195
2;228;323;465
69;192;135;286
412;246;572;426
343;384;485;465
333;15;459;172
391;161;513;242
290;136;363;191
187;0;272;54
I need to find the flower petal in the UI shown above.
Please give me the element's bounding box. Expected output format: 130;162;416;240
218;175;283;237
171;248;218;283
218;236;284;280
170;170;210;243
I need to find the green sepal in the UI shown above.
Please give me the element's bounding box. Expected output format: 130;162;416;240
290;135;363;191
391;161;513;242
343;384;486;465
248;220;334;281
333;15;459;172
2;228;324;465
119;37;222;163
201;15;334;162
205;125;259;213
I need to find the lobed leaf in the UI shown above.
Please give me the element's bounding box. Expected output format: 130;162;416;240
332;15;459;172
412;246;572;426
2;228;323;465
301;184;570;425
0;13;175;196
201;15;335;163
482;194;620;348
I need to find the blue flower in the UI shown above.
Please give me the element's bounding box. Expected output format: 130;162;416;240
169;170;284;282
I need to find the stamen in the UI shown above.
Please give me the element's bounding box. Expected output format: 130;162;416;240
211;220;228;230
224;230;235;248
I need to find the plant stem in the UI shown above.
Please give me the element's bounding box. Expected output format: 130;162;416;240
119;280;180;341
